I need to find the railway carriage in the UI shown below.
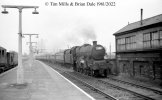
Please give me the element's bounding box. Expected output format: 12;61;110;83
13;51;18;66
64;49;72;64
6;51;18;70
0;46;18;73
0;46;7;72
8;51;18;66
54;51;65;63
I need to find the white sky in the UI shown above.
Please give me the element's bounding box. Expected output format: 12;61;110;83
0;0;162;54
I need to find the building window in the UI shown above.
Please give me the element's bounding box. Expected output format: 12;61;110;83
143;33;151;48
160;30;162;46
143;30;162;48
126;37;130;49
151;31;159;47
126;36;136;50
117;38;125;51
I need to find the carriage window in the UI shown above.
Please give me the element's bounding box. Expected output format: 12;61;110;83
2;50;4;56
96;46;103;50
0;50;1;56
11;56;13;62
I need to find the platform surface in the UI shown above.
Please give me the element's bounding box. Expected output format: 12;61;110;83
0;60;95;100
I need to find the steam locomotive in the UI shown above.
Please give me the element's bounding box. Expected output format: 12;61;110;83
71;41;109;77
36;41;110;77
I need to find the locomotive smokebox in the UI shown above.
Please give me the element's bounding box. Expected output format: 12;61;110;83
93;41;97;46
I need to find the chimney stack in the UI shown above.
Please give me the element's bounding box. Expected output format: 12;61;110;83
140;8;143;25
93;41;97;46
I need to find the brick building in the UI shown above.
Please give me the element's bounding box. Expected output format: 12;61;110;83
113;11;162;81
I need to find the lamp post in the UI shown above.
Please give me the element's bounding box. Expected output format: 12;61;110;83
23;34;38;66
27;42;37;67
26;41;37;56
32;46;38;54
26;41;37;55
1;5;39;84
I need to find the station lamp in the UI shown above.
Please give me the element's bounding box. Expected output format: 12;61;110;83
32;8;39;14
1;8;8;14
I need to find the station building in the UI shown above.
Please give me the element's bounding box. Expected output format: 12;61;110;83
113;10;162;81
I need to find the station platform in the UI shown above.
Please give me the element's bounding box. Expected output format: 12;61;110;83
0;60;95;100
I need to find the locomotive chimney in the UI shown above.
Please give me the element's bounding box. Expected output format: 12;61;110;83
140;8;143;25
93;41;97;46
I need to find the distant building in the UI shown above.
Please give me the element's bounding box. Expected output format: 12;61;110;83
113;10;162;81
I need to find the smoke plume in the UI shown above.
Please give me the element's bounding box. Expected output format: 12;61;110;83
66;24;97;46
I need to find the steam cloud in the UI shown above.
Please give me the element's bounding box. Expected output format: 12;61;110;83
66;24;97;46
80;26;96;42
39;21;97;53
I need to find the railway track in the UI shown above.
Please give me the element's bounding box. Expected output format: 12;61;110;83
45;62;160;100
97;79;160;100
72;72;156;100
98;77;162;100
106;77;162;95
71;68;162;99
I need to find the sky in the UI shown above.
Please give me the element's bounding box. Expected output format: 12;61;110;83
0;0;162;55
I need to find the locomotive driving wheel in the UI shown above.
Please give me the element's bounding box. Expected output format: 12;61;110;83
90;70;96;77
83;69;87;75
94;70;99;77
92;70;95;76
104;69;107;77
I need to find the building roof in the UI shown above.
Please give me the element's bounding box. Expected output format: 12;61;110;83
114;14;162;36
0;46;6;50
